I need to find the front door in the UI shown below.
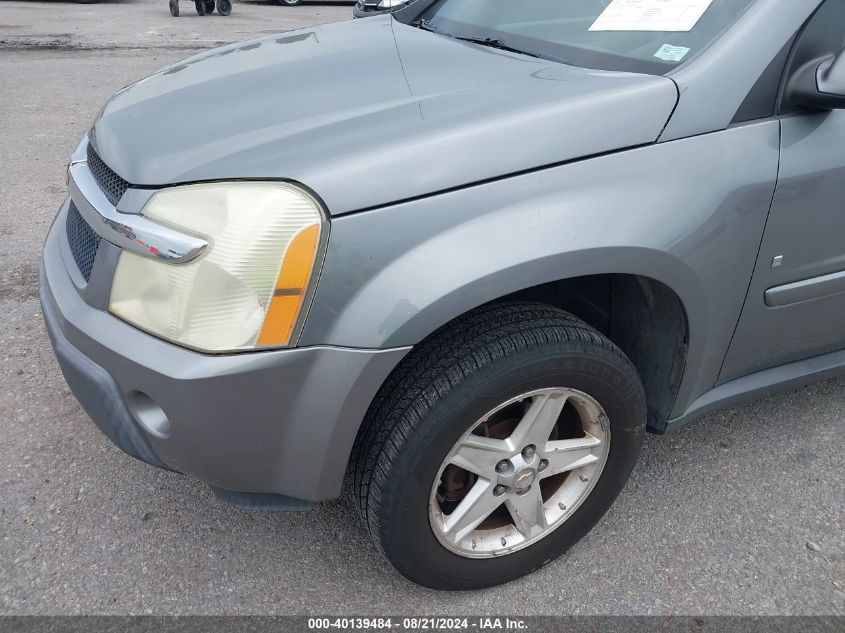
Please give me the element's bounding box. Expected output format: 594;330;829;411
720;0;845;382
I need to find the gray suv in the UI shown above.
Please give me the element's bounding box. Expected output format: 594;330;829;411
41;0;845;589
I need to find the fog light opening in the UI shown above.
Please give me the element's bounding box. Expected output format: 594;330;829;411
127;391;172;439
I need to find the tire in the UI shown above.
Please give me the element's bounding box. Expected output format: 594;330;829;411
195;0;206;15
217;0;231;15
169;0;179;16
204;0;215;13
351;302;646;590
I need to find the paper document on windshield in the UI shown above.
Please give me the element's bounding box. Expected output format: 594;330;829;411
589;0;714;32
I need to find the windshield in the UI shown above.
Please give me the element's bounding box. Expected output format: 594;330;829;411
413;0;756;74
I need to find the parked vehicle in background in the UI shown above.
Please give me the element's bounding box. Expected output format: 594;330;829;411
354;0;415;18
42;0;845;590
169;0;232;17
278;0;356;6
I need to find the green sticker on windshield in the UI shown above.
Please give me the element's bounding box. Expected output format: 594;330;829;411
654;44;690;62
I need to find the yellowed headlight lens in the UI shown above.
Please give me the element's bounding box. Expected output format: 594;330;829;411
109;182;323;352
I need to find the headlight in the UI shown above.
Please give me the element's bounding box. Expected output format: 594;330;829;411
109;182;325;353
377;0;408;8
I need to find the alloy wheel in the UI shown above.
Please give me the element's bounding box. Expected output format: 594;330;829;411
428;388;611;558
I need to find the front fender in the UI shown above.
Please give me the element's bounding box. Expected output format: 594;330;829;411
302;120;781;416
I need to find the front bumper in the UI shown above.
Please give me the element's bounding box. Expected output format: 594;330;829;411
41;200;409;503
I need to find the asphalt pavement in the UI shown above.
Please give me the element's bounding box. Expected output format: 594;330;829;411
0;0;843;616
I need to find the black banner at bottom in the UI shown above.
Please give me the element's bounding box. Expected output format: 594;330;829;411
0;616;842;633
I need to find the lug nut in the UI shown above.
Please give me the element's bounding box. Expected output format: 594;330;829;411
493;485;507;497
496;460;510;474
522;445;536;460
538;459;549;472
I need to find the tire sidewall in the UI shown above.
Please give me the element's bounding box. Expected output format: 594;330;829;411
375;346;644;589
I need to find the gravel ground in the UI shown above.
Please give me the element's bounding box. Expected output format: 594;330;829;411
0;0;843;617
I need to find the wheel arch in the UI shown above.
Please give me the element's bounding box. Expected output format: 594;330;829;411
314;244;704;435
357;263;691;434
500;273;689;432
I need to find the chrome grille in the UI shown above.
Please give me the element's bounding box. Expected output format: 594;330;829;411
86;143;130;206
66;201;100;282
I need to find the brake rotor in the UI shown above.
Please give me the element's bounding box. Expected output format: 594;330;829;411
436;413;522;525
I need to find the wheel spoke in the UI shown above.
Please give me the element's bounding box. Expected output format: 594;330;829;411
541;434;602;477
510;390;568;448
449;435;512;476
440;480;502;544
505;486;547;539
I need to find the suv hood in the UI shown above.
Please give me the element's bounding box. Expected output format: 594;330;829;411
91;16;678;215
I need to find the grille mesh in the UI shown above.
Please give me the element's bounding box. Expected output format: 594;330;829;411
86;143;130;206
66;201;100;282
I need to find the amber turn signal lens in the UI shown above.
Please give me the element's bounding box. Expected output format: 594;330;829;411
258;223;321;347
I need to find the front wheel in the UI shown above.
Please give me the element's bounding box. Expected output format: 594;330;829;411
351;303;646;589
216;0;231;15
169;0;179;16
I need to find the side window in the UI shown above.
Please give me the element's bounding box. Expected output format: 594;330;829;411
732;37;795;123
779;0;845;114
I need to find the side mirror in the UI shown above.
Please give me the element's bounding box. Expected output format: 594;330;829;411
787;48;845;110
